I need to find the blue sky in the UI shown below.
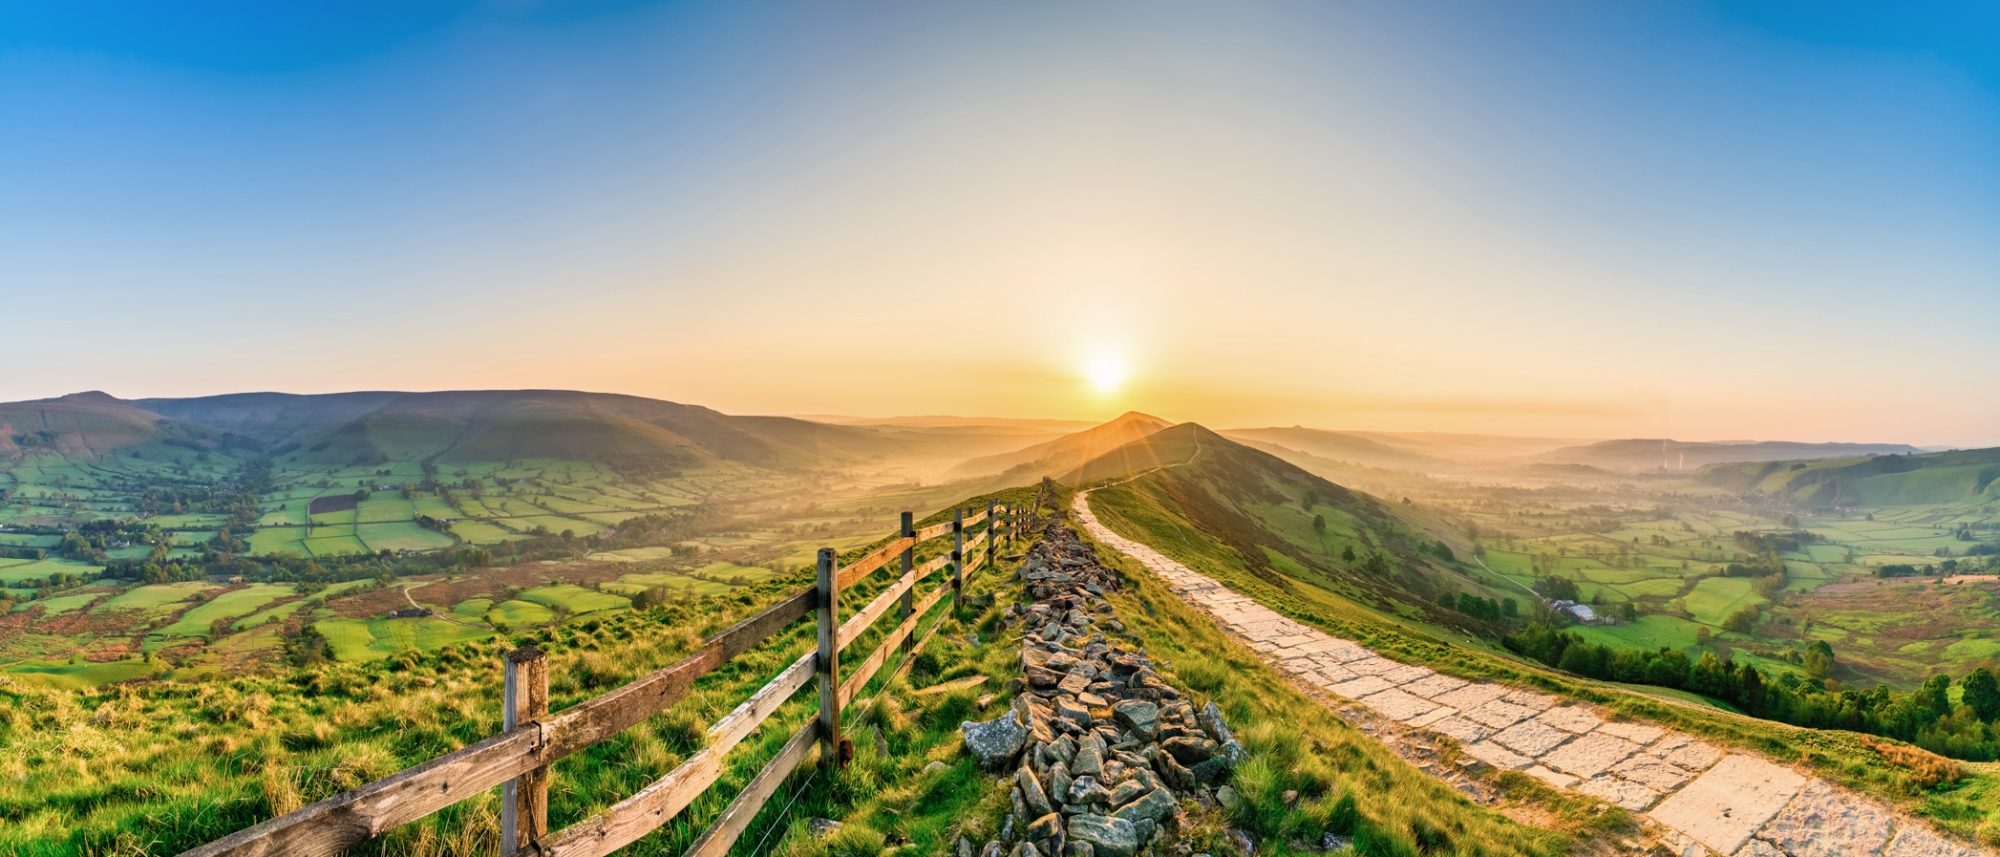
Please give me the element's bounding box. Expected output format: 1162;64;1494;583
3;1;1996;444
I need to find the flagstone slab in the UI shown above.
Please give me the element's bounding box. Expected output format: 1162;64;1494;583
1883;826;1984;857
1402;674;1469;699
1648;755;1807;856
1757;780;1894;857
1539;732;1643;778
1596;721;1666;745
1430;683;1510;712
1345;656;1405;676
1428;715;1490;744
1463;700;1539;730
1359;688;1440;721
1577;775;1661;811
1492;718;1575;757
1610;753;1695;792
1327;676;1394;698
1462;740;1533;771
1538;705;1604;734
1405;706;1457;729
1379;664;1434;685
1650;735;1725;771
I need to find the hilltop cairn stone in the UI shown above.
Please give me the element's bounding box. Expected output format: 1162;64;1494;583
965;512;1243;857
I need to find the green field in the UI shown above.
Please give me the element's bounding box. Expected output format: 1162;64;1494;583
159;584;292;638
1576;614;1703;650
1;659;158;690
485;599;554;627
0;557;104;584
1683;577;1766;625
518;584;628;614
303;535;370;557
95;582;218;617
16;589;106;616
356;521;455;552
313;616;493;661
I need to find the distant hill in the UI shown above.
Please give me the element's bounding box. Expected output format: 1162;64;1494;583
1535;438;1925;473
1338;430;1583;462
1219;426;1455;472
1701;446;2000;508
126;390;910;469
1071;424;1518;631
0;392;225;458
946;411;1173;482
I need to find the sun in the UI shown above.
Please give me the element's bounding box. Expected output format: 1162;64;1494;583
1085;352;1127;394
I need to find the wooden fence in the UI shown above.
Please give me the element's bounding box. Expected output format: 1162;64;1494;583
180;500;1027;857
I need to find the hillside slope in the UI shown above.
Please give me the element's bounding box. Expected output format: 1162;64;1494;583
1066;424;1520;633
1220;426;1457;472
1538;438;1924;473
0;392;227;458
131;390;909;469
945;411;1172;481
1701;446;2000;508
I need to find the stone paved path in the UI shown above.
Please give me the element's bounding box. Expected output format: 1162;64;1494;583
1075;493;1988;857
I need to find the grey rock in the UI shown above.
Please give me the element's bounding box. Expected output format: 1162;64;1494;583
1112;700;1159;740
1215;785;1240;809
1110;787;1176;824
982;842;1006;857
1027;813;1065;843
1011;842;1042;857
1072;745;1104;777
964;711;1029;770
1019;766;1054;817
926;761;950;776
1068;775;1111;805
1067;815;1140;857
1161;736;1216;765
1187;757;1229;787
1198;701;1236;745
1050;761;1073;805
807;818;842;837
1107;779;1148;808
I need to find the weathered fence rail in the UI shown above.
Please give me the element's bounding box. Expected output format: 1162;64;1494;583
179;500;1027;857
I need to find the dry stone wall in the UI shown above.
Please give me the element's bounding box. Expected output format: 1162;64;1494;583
1074;492;1990;857
958;515;1246;857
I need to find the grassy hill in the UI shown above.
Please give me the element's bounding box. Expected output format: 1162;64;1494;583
0;392;228;458
945;410;1172;482
1066;423;1522;633
1701;446;2000;508
132;390;910;470
1219;426;1458;472
1537;438;1924;473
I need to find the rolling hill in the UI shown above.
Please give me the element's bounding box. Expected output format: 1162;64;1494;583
0;392;227;458
944;410;1173;482
1219;426;1457;472
1534;438;1924;473
130;390;910;469
1701;446;2000;508
1066;423;1522;631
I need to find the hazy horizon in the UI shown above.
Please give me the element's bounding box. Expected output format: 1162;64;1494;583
6;2;1999;445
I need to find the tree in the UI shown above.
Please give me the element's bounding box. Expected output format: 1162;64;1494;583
1916;675;1952;720
1341;545;1356;563
1619;602;1637;622
1804;640;1835;679
1963;668;2000;722
1695;626;1713;647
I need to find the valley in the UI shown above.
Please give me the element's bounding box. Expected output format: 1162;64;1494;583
4;392;1998;855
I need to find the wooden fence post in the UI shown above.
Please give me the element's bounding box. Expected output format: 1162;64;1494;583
986;499;998;568
898;511;915;656
951;508;965;609
815;547;844;771
502;646;548;856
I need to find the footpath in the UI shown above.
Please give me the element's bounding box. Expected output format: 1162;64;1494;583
1075;492;1988;857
